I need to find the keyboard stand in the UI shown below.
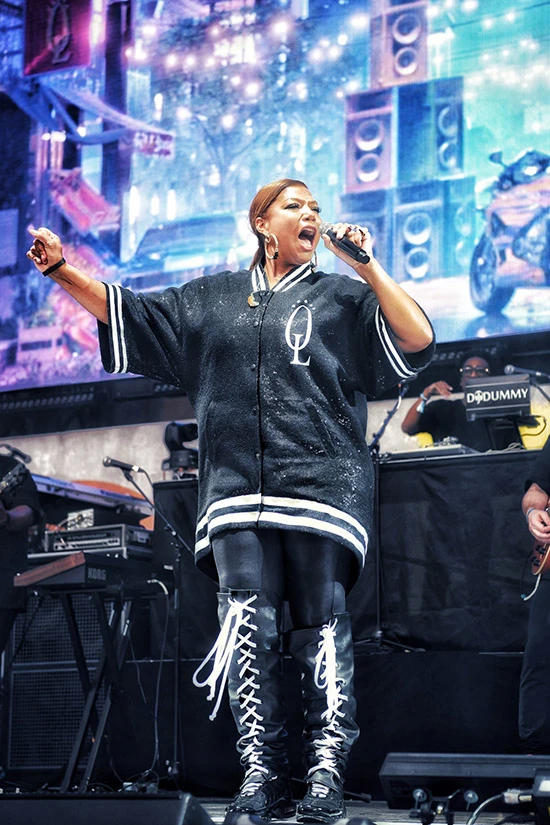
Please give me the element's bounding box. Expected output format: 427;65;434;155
14;553;153;792
59;589;136;793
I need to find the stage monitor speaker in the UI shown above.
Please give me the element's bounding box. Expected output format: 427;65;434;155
379;753;550;809
533;772;550;825
338;188;394;273
392;180;443;283
0;791;213;825
370;1;428;90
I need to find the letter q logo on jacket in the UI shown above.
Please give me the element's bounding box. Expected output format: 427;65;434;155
285;304;312;366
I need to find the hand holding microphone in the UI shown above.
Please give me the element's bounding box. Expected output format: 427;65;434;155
320;221;372;264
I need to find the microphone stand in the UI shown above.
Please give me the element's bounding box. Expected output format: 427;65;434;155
114;467;193;787
364;382;423;653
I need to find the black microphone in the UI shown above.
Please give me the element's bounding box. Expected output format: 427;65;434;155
9;446;32;464
103;456;144;473
319;221;371;264
0;444;32;463
504;364;550;381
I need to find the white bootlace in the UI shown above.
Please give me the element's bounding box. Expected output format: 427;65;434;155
239;766;271;796
314;620;343;721
308;617;348;781
192;593;259;721
192;593;271;779
309;782;330;798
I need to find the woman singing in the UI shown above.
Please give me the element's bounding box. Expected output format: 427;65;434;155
28;178;434;822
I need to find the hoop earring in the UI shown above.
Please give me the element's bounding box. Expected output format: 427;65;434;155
311;250;318;271
264;233;279;261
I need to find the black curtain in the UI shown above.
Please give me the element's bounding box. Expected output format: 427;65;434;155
348;450;537;652
153;452;537;657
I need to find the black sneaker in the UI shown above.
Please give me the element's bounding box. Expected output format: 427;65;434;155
297;779;345;823
226;770;295;820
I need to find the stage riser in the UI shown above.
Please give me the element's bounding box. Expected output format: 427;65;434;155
380;752;550;809
0;792;213;825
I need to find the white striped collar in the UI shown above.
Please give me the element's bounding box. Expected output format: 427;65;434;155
251;261;313;294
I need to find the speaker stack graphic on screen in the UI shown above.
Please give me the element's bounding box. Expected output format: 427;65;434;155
340;0;475;283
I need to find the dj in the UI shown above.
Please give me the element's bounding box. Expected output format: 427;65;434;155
401;354;521;452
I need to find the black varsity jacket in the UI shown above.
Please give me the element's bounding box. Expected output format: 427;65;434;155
98;261;434;582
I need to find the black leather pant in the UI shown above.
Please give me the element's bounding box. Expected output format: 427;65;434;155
212;527;354;629
210;528;359;789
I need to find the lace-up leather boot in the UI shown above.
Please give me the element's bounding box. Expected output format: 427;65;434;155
226;768;294;817
193;590;294;820
289;613;359;823
297;769;345;823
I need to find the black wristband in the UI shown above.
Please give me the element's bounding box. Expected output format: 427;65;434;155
42;257;66;277
0;510;11;529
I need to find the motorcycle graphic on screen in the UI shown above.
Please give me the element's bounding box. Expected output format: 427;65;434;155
470;148;550;313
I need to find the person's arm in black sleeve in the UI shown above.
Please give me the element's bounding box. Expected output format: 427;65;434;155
98;282;201;390
354;287;435;399
327;225;435;397
323;223;434;355
27;226;201;391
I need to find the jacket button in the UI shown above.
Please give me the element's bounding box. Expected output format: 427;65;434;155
255;452;261;460
253;320;259;328
251;364;256;370
252;407;257;415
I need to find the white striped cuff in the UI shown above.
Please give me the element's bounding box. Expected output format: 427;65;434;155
105;283;128;374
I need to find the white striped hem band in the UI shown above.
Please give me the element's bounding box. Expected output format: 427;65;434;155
194;494;368;563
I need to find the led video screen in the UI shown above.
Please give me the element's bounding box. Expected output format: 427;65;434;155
0;0;548;395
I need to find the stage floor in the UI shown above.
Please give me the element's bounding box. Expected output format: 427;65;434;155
200;798;511;825
0;790;534;824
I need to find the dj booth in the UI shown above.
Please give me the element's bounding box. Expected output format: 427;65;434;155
1;447;540;796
